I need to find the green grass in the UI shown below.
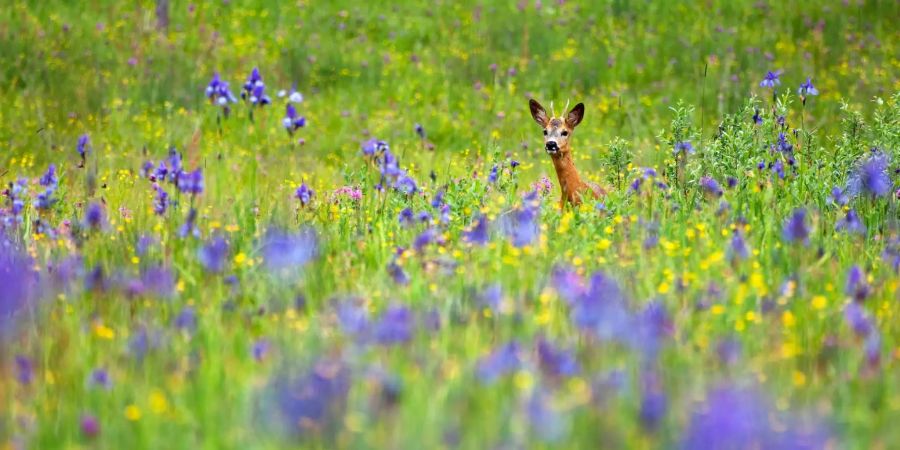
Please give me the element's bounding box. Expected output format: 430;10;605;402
1;0;900;448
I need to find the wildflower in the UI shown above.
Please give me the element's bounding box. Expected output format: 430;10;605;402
394;174;418;195
77;134;90;166
848;151;893;198
883;238;900;273
536;337;580;378
398;208;415;227
844;302;873;337
550;266;587;304
80;414;100;438
15;355;33;385
798;77;819;97
639;371;667;431
241;67;270;106
277;85;304;104
34;187;56;210
205;72;238;116
673;141;694;156
776;132;793;153
173;306;197;333
272;359;350;439
728;230;750;261
372;305;415;345
716;337;742;366
835;209;866;235
84;202;105;230
198;236;229;273
476;341;522;383
526;388;569;443
335;300;370;337
387;259;409;285
295;183;314;206
89;368;111;390
414;123;425;138
361;138;389;157
176;168;203;195
845;265;871;302
771;159;785;179
413;227;442;251
178;207;199;238
827;186;849;206
752;109;763;125
260;228;318;272
681;385;831;449
488;164;499;183
333;186;362;202
417;210;431;223
463;215;489;245
39;164;58;187
153;161;168;183
532;176;553;196
570;271;632;342
700;176;723;197
282;104;306;134
759;69;782;88
252;339;271;361
153;185;169;215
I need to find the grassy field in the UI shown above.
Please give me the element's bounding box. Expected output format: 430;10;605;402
2;0;900;448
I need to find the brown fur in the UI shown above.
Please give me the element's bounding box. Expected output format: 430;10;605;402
529;99;604;209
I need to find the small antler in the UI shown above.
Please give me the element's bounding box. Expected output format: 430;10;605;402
549;101;556;118
563;99;571;115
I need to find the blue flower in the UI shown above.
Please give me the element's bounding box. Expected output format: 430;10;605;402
835;209;866;235
700;176;723;197
295;183;314;206
282;103;306;134
752;109;763;125
205;72;238;115
387;259;409;285
848;151;893;198
394;174;418;195
260;228;318;272
846;265;871;302
759;69;782;88
361;138;389;157
15;355;34;385
153;185;169;216
844;302;873;337
673;141;694;156
476;341;521;383
372;305;415;345
398;208;415;227
271;359;350;438
414;123;426;138
798;77;819;97
198;236;229;273
782;208;810;245
536;337;580;378
76;134;90;163
462;215;489;245
39;164;58;187
1;239;38;339
84;202;105;230
487;164;499;183
728;230;750;261
176;168;204;195
241;67;270;106
173;306;198;333
827;186;849;206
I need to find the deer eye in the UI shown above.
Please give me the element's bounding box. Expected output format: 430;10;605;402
543;130;548;136
561;130;569;136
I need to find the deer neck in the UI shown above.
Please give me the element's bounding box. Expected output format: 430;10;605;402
551;152;585;196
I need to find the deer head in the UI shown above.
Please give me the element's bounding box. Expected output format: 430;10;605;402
528;99;584;157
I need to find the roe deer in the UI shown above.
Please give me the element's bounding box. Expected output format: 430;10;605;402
528;99;604;209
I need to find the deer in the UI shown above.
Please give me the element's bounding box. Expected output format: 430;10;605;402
528;99;605;209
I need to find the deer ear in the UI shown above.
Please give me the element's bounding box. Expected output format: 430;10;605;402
529;99;549;127
566;103;585;128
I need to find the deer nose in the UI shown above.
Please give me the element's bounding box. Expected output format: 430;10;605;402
545;141;559;153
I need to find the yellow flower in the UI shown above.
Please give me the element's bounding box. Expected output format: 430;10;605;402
234;253;247;265
710;305;725;315
811;296;827;310
657;282;670;294
597;238;612;250
792;371;807;387
781;311;795;328
125;405;142;421
149;390;169;415
93;323;116;340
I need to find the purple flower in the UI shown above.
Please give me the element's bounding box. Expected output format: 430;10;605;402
33;187;56;210
198;236;229;273
282;104;306;134
153;184;169;215
846;265;871;302
827;186;849;206
844;302;873;337
476;341;522;383
39;164;58;187
361;139;389;157
398;208;415;227
463;215;489;246
252;339;271;361
173;306;197;333
271;359;350;438
205;72;238;115
89;368;112;390
536;337;580;378
387;259;409;285
759;69;782;88
848;151;893;198
550;266;587;305
835;209;866;235
177;168;204;195
752;109;763;125
782;208;810;245
77;134;90;159
728;230;750;261
527;388;569;442
414;123;426;138
260;228;318;272
487;164;499;183
241;67;270;106
771;159;785;179
570;272;632;342
295;183;314;206
700;176;723;197
84;202;105;230
80;414;100;438
673;141;694;156
372;305;415;345
413;227;442;251
394;174;418;195
716;337;742;366
15;355;33;385
335;300;369;337
142;266;175;298
178;207;199;238
776;132;793;153
681;385;831;449
798;77;819;97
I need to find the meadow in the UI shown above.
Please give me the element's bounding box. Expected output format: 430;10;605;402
1;0;900;448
